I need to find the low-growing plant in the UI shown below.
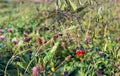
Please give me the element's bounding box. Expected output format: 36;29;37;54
0;0;120;76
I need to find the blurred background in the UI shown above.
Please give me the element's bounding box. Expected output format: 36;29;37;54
0;0;53;3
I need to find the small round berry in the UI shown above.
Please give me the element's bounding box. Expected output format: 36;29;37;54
75;50;85;56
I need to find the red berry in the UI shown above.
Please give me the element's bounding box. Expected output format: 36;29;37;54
76;50;85;56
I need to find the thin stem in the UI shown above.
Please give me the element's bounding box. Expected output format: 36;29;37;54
24;57;35;74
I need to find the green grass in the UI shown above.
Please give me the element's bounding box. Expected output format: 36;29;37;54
0;0;120;76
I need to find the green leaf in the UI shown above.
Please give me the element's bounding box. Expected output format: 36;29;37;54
56;0;61;8
43;40;60;64
76;6;87;13
17;62;26;70
67;0;77;11
60;3;66;10
117;50;120;58
50;41;60;53
78;69;85;76
78;0;82;5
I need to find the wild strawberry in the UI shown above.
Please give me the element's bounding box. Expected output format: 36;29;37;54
76;50;85;56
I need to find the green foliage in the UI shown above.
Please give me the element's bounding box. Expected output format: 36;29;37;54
0;0;120;76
